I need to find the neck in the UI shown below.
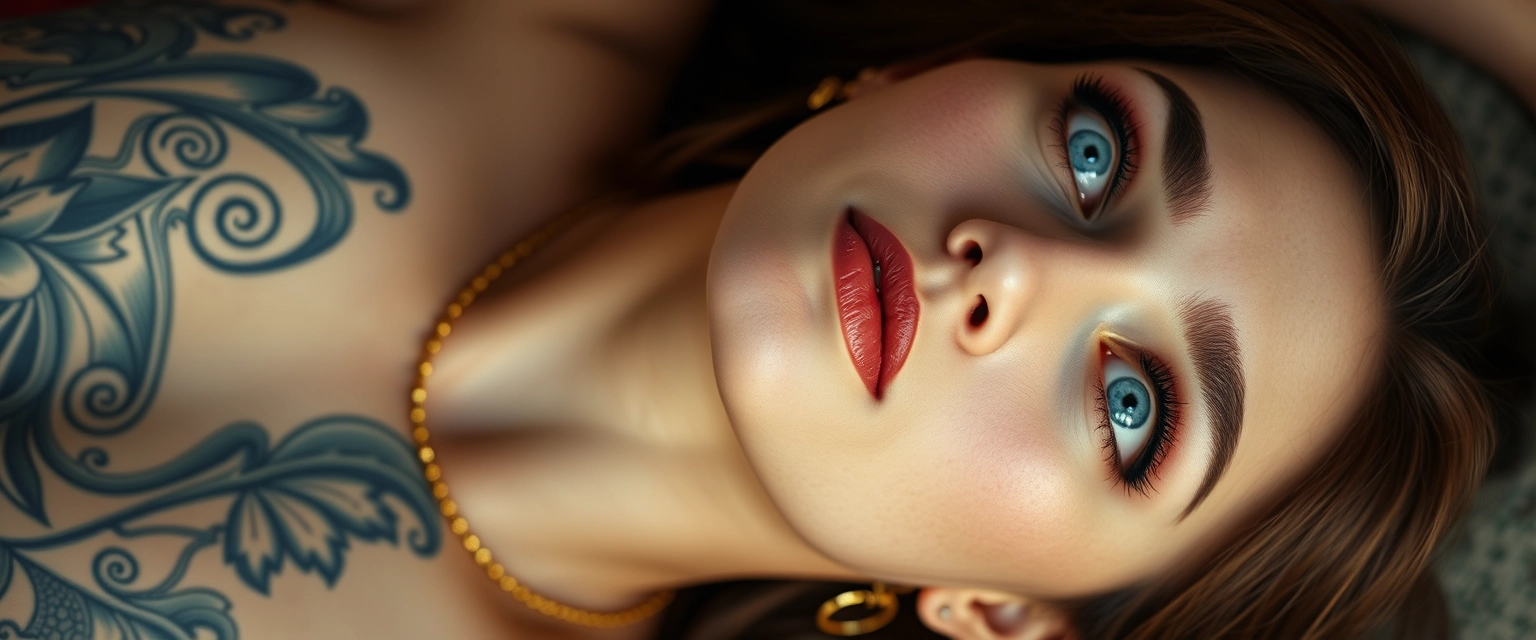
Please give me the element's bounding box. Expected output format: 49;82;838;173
428;183;859;619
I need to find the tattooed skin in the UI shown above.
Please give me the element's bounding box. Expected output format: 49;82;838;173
0;2;438;638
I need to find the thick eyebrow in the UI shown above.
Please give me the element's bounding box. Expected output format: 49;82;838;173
1176;297;1244;521
1137;69;1212;224
1130;69;1234;517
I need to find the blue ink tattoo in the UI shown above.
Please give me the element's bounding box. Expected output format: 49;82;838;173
0;2;438;638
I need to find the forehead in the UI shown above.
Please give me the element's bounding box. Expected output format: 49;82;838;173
1143;64;1384;529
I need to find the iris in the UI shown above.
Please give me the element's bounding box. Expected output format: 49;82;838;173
1069;129;1112;178
1107;377;1151;430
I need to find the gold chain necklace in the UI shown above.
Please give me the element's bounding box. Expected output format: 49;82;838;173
408;202;675;628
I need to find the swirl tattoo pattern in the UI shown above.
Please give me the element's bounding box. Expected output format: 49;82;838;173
0;2;438;638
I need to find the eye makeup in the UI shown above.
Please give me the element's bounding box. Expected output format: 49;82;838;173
1050;74;1142;220
1042;72;1183;496
1094;335;1183;497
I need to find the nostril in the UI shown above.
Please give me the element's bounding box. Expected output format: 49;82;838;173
964;243;982;266
969;296;989;327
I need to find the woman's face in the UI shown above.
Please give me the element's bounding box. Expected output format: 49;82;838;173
706;59;1383;597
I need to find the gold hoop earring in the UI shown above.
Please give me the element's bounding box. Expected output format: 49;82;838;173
807;76;845;110
808;67;878;111
816;582;912;636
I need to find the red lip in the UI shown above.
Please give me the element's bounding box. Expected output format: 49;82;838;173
832;208;919;399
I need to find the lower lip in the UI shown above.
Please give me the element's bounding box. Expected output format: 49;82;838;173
832;208;919;399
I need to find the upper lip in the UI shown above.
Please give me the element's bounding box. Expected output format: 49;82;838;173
832;208;920;399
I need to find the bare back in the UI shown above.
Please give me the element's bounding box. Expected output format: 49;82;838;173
0;1;701;637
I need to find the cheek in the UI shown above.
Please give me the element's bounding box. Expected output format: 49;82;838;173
866;68;1030;200
734;347;1090;587
735;60;1045;228
896;356;1097;583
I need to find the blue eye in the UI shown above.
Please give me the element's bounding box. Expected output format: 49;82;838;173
1069;129;1112;175
1102;356;1156;466
1065;111;1117;215
1107;377;1150;430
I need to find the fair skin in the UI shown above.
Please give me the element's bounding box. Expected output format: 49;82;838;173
0;1;713;638
18;0;1523;638
351;3;1536;635
432;59;1385;639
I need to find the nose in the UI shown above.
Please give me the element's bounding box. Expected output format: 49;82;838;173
946;219;1038;356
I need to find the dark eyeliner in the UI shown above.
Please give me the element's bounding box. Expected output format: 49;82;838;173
1094;347;1182;496
1054;74;1141;215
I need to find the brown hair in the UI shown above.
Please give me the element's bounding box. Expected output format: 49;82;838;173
643;1;1498;637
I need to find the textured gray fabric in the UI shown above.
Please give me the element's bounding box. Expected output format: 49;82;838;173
1394;30;1536;640
1441;461;1536;639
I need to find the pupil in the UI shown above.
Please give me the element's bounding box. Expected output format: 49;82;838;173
1121;395;1137;409
1085;146;1099;162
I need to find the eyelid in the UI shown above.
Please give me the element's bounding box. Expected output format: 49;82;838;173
1066;109;1118;217
1092;329;1182;496
1098;331;1141;360
1051;74;1142;223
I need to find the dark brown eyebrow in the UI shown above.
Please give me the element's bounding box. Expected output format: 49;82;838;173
1137;69;1212;224
1176;297;1244;521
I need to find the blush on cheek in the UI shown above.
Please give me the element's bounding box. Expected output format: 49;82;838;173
915;393;1089;578
867;61;1034;199
940;463;1091;589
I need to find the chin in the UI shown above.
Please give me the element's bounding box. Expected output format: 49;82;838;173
707;231;844;443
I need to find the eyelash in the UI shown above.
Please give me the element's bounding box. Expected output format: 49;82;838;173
1092;347;1181;496
1050;74;1141;217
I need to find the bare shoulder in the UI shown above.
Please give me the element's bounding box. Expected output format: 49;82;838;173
333;0;709;66
0;1;703;638
515;0;710;66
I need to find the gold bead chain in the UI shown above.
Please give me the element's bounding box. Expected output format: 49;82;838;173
408;203;675;628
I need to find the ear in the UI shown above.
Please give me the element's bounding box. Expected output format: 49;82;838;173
915;587;1076;640
841;51;981;102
